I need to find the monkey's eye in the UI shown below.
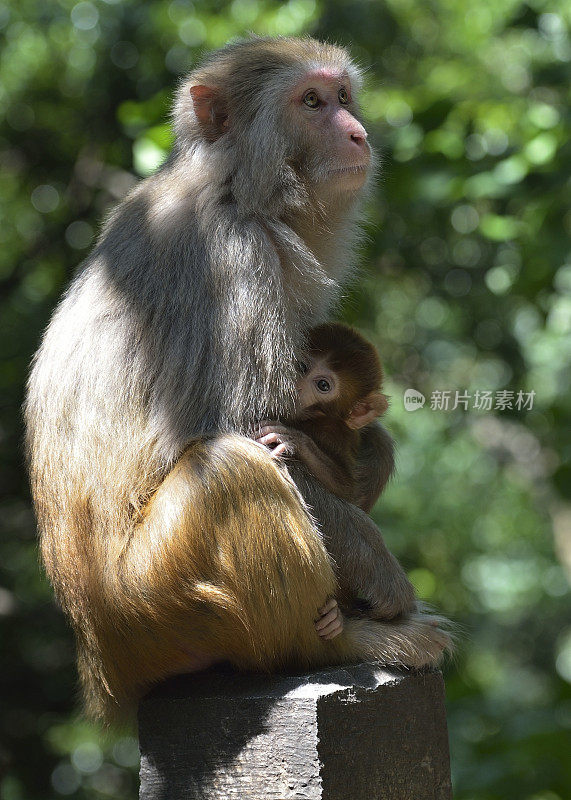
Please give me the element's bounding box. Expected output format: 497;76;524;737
315;379;331;393
338;87;349;105
303;91;320;109
298;362;308;375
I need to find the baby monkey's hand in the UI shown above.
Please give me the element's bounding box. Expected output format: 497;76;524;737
255;422;297;458
314;597;344;640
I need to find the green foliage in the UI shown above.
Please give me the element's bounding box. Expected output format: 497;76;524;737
1;1;569;798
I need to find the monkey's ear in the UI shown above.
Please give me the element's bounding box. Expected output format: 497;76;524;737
347;392;389;430
189;85;229;141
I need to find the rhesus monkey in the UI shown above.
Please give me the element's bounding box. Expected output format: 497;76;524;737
258;322;394;638
258;322;392;510
25;36;450;723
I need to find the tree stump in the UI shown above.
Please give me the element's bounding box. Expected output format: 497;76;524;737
138;663;452;800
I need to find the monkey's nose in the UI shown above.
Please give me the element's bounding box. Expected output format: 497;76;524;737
349;122;368;149
350;132;367;148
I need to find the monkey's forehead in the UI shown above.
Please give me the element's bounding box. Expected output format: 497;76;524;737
187;36;363;92
287;68;354;100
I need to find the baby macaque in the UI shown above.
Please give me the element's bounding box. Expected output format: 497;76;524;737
257;322;390;505
256;322;392;639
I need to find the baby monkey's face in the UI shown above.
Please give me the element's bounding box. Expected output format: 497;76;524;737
296;356;340;411
295;351;389;430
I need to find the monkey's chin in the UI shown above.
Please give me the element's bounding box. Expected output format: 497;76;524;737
321;166;369;194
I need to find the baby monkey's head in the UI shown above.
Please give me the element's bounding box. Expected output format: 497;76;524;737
297;323;388;430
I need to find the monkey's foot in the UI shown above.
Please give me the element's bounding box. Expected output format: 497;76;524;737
395;613;453;667
342;612;453;669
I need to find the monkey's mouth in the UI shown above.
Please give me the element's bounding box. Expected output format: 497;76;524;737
319;164;370;190
327;164;369;176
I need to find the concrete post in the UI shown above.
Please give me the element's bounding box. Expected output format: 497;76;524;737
139;664;452;800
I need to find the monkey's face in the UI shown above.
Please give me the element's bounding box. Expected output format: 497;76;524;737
296;357;340;411
287;71;371;194
182;39;373;214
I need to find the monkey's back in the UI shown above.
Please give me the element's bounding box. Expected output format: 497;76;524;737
24;165;318;569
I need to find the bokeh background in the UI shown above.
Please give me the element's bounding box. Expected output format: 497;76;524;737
1;0;570;798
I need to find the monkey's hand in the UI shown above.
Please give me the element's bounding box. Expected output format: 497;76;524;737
255;422;301;458
255;423;355;503
314;597;344;640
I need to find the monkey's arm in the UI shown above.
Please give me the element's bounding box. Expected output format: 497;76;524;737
286;460;416;620
256;424;355;502
354;421;395;513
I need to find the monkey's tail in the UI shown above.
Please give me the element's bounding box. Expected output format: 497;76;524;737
335;612;453;670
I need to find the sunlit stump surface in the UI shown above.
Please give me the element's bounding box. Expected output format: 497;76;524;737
138;663;452;800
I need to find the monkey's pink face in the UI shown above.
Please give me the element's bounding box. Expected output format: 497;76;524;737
289;70;371;192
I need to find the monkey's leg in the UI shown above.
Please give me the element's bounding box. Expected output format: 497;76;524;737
86;435;448;722
288;461;418;620
89;434;338;720
133;436;449;663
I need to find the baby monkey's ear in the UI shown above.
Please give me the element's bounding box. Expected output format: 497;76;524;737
346;392;389;430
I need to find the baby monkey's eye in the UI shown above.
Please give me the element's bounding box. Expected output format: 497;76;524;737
338;87;349;104
297;361;308;375
316;379;331;393
303;91;320;108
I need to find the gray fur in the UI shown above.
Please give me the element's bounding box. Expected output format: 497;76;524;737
26;38;363;508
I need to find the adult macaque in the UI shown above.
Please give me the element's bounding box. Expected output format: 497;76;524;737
25;36;450;723
257;322;393;511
